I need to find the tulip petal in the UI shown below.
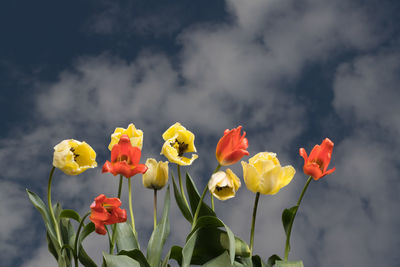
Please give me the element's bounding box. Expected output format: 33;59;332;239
242;161;260;194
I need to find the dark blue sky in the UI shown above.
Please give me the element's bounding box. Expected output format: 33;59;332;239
1;0;400;266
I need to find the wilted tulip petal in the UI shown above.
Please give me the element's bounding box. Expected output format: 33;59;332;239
216;126;249;166
242;152;295;195
108;123;143;151
160;122;198;166
299;138;336;180
208;169;241;200
143;158;169;190
53;139;97;175
89;194;127;235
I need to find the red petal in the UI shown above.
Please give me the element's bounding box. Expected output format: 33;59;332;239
299;148;308;162
319;138;334;172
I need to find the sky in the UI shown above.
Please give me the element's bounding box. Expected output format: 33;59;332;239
1;0;400;266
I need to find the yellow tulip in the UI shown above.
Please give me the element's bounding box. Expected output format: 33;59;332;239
53;139;97;175
143;158;169;190
208;169;241;201
241;152;295;195
161;122;198;165
108;123;143;151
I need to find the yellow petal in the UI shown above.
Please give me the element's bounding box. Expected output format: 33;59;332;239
162;122;197;153
242;161;260;194
108;123;143;150
143;158;169;190
161;137;198;166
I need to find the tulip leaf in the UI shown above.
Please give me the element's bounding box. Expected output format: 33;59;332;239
115;222;140;252
60;218;75;263
77;222;97;267
267;254;282;267
275;260;304;267
60;209;81;222
252;255;267;267
26;189;58;243
171;173;193;223
103;252;140;267
162;246;182;267
282;206;298;236
185;173;216;218
182;229;199;267
46;231;59;260
118;249;150;267
147;186;171;267
203;251;232;267
78;244;97;267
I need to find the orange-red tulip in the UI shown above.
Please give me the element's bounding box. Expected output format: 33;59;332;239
299;138;336;180
89;194;127;235
102;134;148;178
216;126;249;166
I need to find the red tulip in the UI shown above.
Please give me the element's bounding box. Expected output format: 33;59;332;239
216;126;249;166
89;194;127;235
299;138;336;180
102;134;148;178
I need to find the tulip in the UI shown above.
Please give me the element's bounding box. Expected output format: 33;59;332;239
108;123;143;150
216;126;249;166
161;122;198;165
241;152;295;195
299;138;336;180
53;139;97;175
89;194;127;235
102;134;148;178
208;169;241;201
143;158;169;190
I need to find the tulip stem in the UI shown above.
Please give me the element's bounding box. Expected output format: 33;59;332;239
284;176;313;261
74;211;90;267
47;167;62;247
192;184;208;230
110;175;124;254
128;178;137;238
117;175;123;198
177;165;190;209
210;164;221;211
249;192;260;255
154;189;158;230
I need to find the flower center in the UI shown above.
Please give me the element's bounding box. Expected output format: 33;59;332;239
216;185;229;192
172;139;188;156
103;204;113;214
70;147;80;160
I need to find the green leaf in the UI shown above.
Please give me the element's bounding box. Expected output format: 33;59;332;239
162;246;182;267
46;231;58;260
78;244;97;267
252;255;267;267
115;222;140;252
282;206;298;236
118;249;150;267
267;255;282;267
147;186;171;267
191;216;236;264
182;229;199;267
103;252;141;267
275;260;304;267
60;209;81;222
185;173;216;218
203;251;232;267
60;218;75;263
171;174;193;223
77;222;97;267
26;189;58;243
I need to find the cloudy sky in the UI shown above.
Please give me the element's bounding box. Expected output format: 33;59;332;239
1;0;399;266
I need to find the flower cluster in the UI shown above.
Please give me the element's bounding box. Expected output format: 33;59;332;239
27;121;336;267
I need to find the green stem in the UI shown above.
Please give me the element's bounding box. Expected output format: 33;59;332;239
106;225;112;253
154;189;158;230
110;176;124;253
210;164;221;211
47;167;62;246
284;176;313;261
177;164;190;209
74;211;91;267
249;192;260;255
117;175;123;198
191;184;208;230
128;178;137;237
